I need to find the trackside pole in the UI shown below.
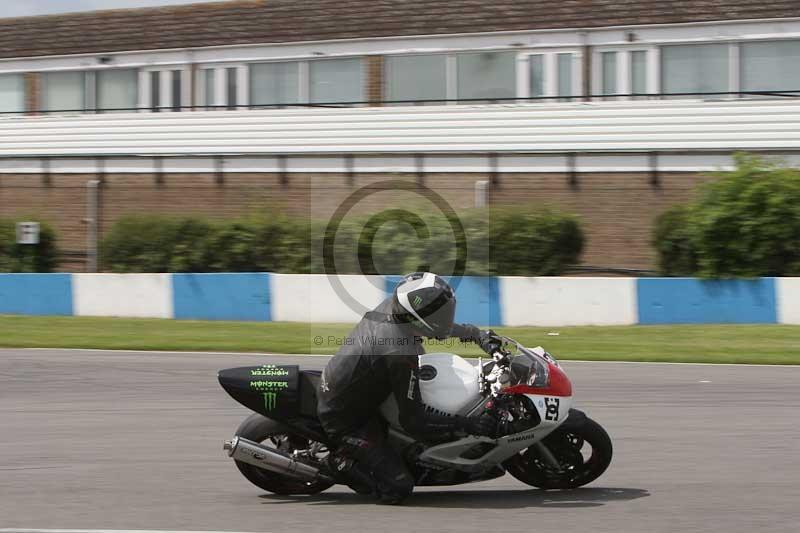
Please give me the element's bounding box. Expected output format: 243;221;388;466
86;179;101;273
475;180;489;208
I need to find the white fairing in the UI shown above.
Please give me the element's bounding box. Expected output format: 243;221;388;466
417;353;482;414
379;348;576;473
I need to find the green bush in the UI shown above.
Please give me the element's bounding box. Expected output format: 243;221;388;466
652;206;698;276
654;154;800;277
101;207;585;276
101;215;213;273
487;208;584;276
311;207;583;276
0;219;59;273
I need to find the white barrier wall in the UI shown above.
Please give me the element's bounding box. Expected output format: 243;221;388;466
499;277;638;326
270;274;387;323
777;277;800;324
72;273;173;318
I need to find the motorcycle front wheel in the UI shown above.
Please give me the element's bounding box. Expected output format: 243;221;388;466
504;416;612;489
233;413;334;495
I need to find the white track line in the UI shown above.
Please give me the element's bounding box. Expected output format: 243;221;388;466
1;347;798;367
0;530;265;533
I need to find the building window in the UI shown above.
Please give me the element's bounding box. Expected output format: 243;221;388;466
386;55;447;103
557;53;574;99
529;55;545;98
0;73;25;113
457;51;516;101
226;67;238;109
43;70;138;113
601;52;617;96
310;58;363;104
631;50;648;97
96;69;138;112
250;62;299;107
150;71;161;112
203;69;216;109
42;71;85;112
171;70;182;112
661;44;729;97
741;40;800;95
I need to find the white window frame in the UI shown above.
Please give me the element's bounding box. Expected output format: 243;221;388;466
40;68;138;113
248;60;304;107
729;42;741;98
517;49;583;101
307;57;366;104
657;42;733;98
381;49;583;103
0;72;26;114
383;54;450;104
245;57;366;106
592;46;657;99
196;67;219;109
736;38;800;97
140;65;193;112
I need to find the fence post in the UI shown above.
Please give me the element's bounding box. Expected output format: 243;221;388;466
86;179;101;273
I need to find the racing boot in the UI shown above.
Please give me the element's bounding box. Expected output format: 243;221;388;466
327;453;375;496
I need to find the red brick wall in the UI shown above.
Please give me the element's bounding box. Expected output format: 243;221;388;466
366;56;385;106
24;73;40;114
0;170;710;272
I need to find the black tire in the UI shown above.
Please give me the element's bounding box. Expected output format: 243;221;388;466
504;417;612;489
233;413;333;495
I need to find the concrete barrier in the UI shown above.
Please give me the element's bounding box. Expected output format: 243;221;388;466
2;273;797;326
72;273;173;318
0;273;73;316
498;277;637;326
173;273;270;321
637;278;777;324
776;277;800;324
270;273;386;323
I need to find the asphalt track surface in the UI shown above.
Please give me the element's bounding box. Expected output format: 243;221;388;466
1;349;799;533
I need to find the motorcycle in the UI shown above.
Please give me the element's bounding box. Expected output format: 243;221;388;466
218;335;612;496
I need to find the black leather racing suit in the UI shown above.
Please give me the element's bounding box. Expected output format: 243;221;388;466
317;297;474;501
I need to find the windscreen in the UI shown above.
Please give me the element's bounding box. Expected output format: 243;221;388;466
509;350;550;388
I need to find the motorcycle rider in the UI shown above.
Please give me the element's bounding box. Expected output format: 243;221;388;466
317;272;504;504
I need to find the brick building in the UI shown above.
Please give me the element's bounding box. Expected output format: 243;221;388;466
1;0;800;271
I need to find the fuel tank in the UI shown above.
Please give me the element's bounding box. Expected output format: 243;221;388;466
417;353;481;414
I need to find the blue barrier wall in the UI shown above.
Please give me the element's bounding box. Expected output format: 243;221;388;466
172;273;271;321
3;273;798;325
0;274;73;316
384;275;502;326
637;278;777;324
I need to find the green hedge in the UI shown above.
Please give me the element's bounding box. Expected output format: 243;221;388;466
101;207;584;276
653;206;699;276
0;219;59;273
654;153;800;277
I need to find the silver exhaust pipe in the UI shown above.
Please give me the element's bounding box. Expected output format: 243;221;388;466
223;436;333;484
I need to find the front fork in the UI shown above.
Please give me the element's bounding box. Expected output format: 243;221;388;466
532;442;561;468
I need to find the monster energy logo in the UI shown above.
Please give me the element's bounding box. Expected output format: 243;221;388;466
263;392;278;411
413;295;423;307
251;365;290;377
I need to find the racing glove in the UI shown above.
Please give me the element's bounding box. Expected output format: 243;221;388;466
478;330;503;356
455;324;502;353
454;323;481;343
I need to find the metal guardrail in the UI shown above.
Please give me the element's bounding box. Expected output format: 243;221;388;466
2;89;800;116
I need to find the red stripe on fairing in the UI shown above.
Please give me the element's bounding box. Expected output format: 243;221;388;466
504;363;573;397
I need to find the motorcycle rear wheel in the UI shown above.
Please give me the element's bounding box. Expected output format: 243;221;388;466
234;413;334;495
504;416;612;489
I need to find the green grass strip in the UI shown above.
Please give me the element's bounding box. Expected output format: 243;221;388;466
0;315;798;364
